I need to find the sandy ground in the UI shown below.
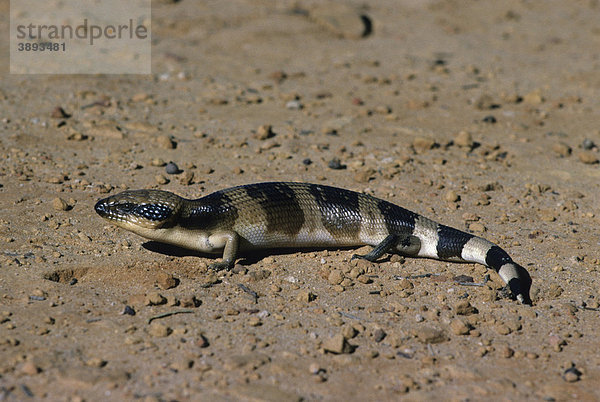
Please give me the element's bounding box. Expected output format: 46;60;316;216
1;0;600;400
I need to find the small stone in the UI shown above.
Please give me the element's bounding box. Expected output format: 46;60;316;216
469;222;486;232
328;158;345;169
454;131;474;148
180;296;201;308
308;363;322;375
165;161;181;174
548;283;564;298
196;334;210;348
373;328;386;342
254;124;275;140
85;357;107;367
444;190;460;203
500;345;514;358
495;324;512;335
286;100;303;110
453;300;478;315
156;135;176;149
151;158;166;167
415;326;448;344
475;94;500;110
51;106;71;118
121;305;136;315
155;174;169;185
52;197;69;211
412;137;436;152
296;290;316;303
523;90;544;105
247;316;262;327
21;361;41;375
328;270;344;285
156;272;178;290
342;325;358;339
323;333;353;354
582;138;595;150
145;292;166;306
449;319;470;335
563;367;581;382
310;3;372;39
148;322;171;337
552;142;571;157
179;171;194;185
539;209;557;222
396;279;414;290
482;115;497;124
578;151;598;164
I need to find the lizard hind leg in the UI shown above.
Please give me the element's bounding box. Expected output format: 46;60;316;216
352;234;421;262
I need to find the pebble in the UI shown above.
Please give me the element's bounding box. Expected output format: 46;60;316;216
151;158;166;167
148;322;171;337
412;137;436;152
482;115;497;124
51;106;71;118
296;290;316;302
144;292;166;306
415;326;448;344
85;357;107;367
308;362;322;375
548;283;564;298
500;345;514;358
285;100;303;110
254;124;275;140
179;171;194;185
577;151;598;164
523;90;544;104
323;333;353;354
454;131;474;148
469;222;486;232
475;94;500;110
21;361;40;375
373;328;386;342
165;161;181;174
52;197;69;211
121;305;136;316
444;190;460;203
156;135;176;149
453;300;478;315
156;272;178;290
449;319;470;335
155;174;169;185
581;138;595;150
328;158;345;169
328;269;344;285
309;3;372;39
552;142;571;157
563;366;582;382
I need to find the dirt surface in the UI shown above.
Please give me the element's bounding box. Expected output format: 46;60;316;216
1;0;600;400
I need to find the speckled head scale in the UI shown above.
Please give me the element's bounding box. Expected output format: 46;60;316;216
95;189;183;229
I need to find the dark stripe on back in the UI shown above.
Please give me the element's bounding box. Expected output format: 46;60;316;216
436;224;475;260
484;245;513;271
184;190;239;230
244;183;305;236
376;199;416;235
308;184;361;238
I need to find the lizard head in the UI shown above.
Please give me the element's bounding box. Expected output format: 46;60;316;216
95;189;184;233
